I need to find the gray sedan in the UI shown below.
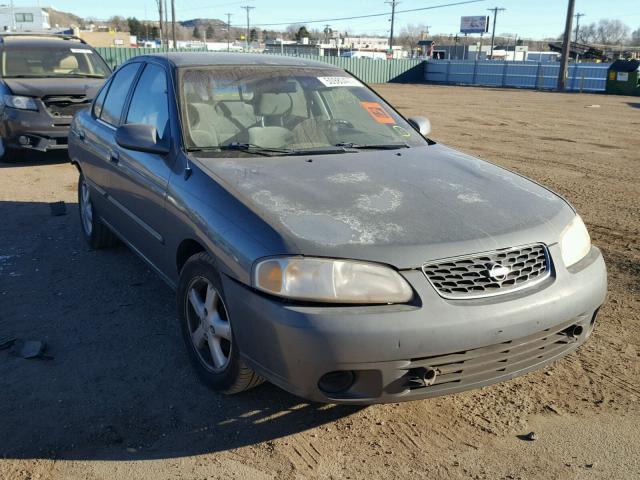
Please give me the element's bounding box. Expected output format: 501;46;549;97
68;53;607;404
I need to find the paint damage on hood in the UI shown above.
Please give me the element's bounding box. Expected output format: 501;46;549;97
196;144;575;268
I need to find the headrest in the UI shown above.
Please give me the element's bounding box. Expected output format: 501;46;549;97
257;93;292;116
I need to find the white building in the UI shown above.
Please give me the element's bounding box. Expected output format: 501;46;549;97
0;6;50;32
337;36;390;51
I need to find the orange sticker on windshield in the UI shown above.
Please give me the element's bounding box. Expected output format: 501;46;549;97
360;102;395;124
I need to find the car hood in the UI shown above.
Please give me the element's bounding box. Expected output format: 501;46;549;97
197;144;575;269
3;77;105;98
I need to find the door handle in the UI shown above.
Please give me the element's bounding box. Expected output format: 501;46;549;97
109;151;119;164
78;130;86;141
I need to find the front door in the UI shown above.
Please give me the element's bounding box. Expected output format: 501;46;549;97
104;62;174;276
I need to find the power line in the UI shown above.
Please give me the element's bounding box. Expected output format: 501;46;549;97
487;6;505;60
230;0;487;28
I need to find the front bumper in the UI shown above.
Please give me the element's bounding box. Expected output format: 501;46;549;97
222;244;607;404
0;106;72;152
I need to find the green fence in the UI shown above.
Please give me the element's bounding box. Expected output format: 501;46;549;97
94;47;425;84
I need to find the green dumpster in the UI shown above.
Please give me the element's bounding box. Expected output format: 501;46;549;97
605;60;640;96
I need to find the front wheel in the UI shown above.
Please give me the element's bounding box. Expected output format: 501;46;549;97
177;252;263;394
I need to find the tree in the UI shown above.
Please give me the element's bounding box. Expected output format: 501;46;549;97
295;26;309;42
206;25;215;39
286;23;303;40
150;25;159;40
127;17;142;37
575;23;597;43
574;19;630;45
632;27;640;46
398;24;428;57
250;28;258;42
108;15;127;32
595;19;630;45
193;26;201;40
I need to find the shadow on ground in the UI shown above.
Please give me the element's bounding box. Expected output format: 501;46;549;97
0;199;361;461
0;150;70;168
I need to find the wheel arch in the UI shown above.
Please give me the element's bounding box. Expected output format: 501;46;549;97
176;238;207;274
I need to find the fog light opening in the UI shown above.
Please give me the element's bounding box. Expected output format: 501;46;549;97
421;367;438;386
318;371;355;394
567;324;584;340
18;135;31;146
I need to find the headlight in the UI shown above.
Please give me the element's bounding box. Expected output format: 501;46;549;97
560;215;591;268
3;95;38;111
253;257;414;304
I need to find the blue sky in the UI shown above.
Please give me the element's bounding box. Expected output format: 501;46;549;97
40;0;640;39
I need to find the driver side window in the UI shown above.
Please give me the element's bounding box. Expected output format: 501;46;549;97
125;63;170;142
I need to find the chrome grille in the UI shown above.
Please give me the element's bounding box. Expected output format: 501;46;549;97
422;244;551;299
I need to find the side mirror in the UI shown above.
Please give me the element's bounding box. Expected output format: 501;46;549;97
115;124;170;155
407;116;431;137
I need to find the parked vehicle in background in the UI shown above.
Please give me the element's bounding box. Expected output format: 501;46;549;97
0;33;110;162
340;50;387;60
68;53;606;404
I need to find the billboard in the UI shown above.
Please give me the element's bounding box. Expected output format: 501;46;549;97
460;16;489;34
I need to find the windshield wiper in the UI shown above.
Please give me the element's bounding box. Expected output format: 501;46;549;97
58;74;106;78
334;142;410;150
186;143;292;156
190;143;355;157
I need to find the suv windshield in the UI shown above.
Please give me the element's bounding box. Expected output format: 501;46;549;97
179;66;428;155
1;45;111;78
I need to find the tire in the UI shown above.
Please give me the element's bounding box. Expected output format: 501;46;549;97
77;173;118;249
178;252;263;394
0;147;25;164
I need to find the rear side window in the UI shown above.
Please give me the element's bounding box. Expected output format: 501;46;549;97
92;79;111;118
126;63;170;142
100;63;140;126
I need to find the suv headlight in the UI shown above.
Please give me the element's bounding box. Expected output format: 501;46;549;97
253;257;414;304
560;215;591;268
3;95;38;111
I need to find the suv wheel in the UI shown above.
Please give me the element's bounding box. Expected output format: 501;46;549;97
0;146;25;163
178;252;263;394
78;173;118;249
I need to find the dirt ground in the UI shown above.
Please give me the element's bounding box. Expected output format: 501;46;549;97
1;85;639;480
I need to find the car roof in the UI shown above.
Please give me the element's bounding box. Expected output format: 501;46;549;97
131;52;341;70
0;34;88;48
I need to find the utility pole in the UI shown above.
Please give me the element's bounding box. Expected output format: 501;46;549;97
164;0;169;43
574;12;585;62
157;0;164;46
241;5;255;51
324;24;331;43
171;0;176;49
386;0;399;54
487;7;506;60
557;0;575;91
226;13;232;52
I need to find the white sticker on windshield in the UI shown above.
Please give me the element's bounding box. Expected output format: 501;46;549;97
317;76;363;88
70;48;94;54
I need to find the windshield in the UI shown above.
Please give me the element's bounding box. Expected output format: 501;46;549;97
1;45;111;78
179;66;428;155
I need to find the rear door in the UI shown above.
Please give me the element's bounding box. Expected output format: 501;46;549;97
104;61;174;275
76;62;142;220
